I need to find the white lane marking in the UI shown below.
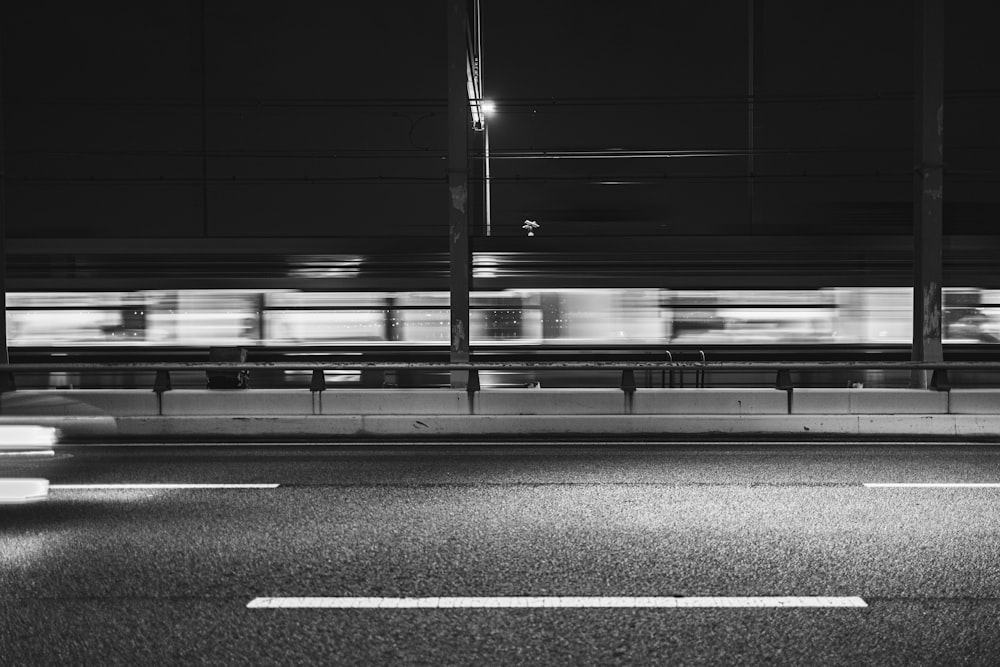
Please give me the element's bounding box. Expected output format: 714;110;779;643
864;483;1000;488
247;596;867;609
50;483;280;489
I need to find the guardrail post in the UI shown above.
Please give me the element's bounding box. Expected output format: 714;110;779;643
620;369;637;392
775;370;793;390
153;370;172;394
467;369;480;393
775;369;794;413
697;350;706;388
0;372;15;393
153;370;171;416
930;369;950;391
310;369;326;415
310;370;326;392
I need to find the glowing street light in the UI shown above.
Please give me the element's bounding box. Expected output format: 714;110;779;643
472;99;495;131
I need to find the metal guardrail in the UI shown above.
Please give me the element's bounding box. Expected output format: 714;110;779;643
0;360;996;393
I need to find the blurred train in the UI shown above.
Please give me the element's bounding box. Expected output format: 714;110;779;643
8;286;1000;346
6;287;1000;389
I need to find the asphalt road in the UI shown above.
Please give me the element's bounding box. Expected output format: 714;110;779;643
2;443;1000;665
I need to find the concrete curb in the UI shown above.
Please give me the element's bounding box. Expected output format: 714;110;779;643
19;413;995;441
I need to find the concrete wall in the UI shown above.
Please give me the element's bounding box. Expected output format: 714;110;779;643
789;389;950;414
2;387;999;440
3;387;986;417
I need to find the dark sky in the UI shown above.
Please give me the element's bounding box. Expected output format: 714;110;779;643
2;1;999;245
481;0;999;236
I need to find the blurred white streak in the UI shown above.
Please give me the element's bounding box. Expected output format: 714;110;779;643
0;425;59;449
0;478;49;504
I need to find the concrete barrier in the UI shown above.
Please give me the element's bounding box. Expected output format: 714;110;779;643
789;389;851;414
162;390;314;416
2;390;159;416
855;415;959;436
104;413;1000;439
791;389;950;414
4;388;972;419
474;389;624;415
117;415;364;439
361;414;856;436
846;389;948;414
320;390;469;415
949;389;1000;414
0;386;996;441
632;389;787;414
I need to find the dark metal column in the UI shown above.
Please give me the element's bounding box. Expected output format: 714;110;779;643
200;0;209;237
912;0;944;387
0;22;8;367
448;0;471;388
747;0;755;233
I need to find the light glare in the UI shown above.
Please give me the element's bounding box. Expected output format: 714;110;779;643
0;425;59;449
0;478;49;504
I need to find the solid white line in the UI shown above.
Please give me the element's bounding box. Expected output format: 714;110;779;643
247;596;867;609
863;483;1000;488
50;483;280;489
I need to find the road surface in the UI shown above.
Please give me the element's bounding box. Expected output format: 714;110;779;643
2;443;999;664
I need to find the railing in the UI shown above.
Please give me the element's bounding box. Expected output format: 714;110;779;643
1;360;999;394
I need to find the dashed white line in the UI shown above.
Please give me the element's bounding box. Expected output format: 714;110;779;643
50;484;280;489
863;483;1000;488
247;596;868;609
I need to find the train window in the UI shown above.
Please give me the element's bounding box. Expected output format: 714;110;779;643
944;288;1000;343
666;289;841;344
7;292;148;345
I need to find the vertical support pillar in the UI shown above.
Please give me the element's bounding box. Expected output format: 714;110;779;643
747;0;755;233
200;0;209;238
912;0;944;388
448;0;471;388
0;21;8;368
